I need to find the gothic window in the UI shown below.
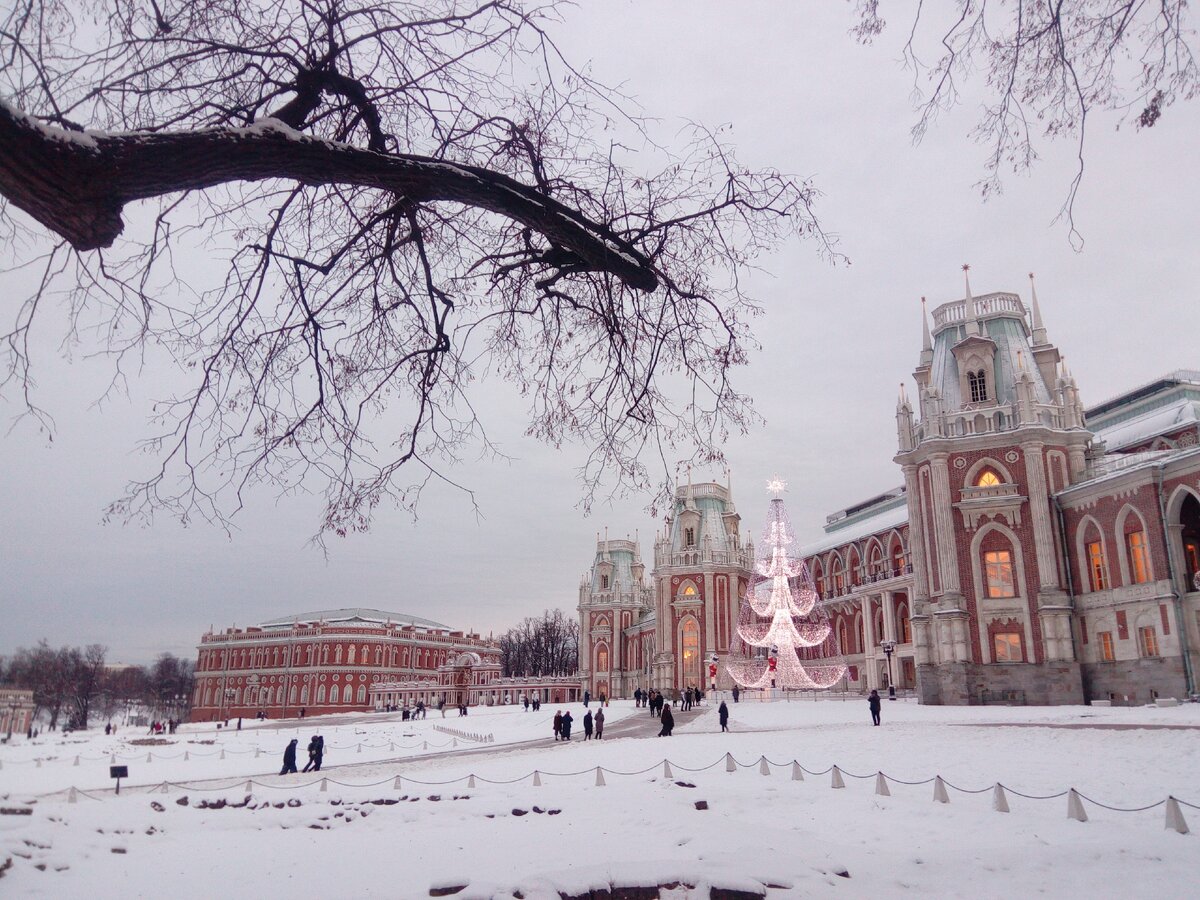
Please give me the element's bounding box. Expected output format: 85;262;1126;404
1126;531;1151;584
317;684;327;704
684;526;696;548
682;618;699;676
1138;626;1160;657
597;644;609;672
357;685;367;704
301;685;309;704
873;608;884;643
837;620;849;655
1098;632;1115;661
600;573;610;589
335;645;343;665
321;645;329;665
993;631;1022;662
891;542;905;575
975;468;1002;488
984;550;1016;598
968;369;988;403
348;645;357;665
1087;541;1108;591
289;686;298;705
897;604;912;643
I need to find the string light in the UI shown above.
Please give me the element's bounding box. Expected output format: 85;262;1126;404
725;481;848;690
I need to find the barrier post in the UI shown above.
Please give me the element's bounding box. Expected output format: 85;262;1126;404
992;784;1010;813
831;766;845;789
875;773;890;796
932;776;949;804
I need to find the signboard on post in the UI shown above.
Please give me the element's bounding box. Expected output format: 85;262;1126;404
110;765;129;794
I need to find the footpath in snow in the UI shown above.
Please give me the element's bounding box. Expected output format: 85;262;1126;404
1;699;1197;898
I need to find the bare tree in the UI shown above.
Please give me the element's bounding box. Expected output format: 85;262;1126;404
69;643;108;728
0;0;835;536
499;607;577;677
852;1;1199;244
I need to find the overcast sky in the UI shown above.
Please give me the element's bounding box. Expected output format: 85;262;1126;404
3;3;1198;664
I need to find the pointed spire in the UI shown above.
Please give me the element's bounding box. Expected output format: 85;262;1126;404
921;296;933;352
1028;272;1048;344
962;264;980;335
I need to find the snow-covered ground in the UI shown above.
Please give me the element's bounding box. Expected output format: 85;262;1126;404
2;699;1197;898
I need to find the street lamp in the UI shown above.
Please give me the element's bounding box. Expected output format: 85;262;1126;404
879;640;897;700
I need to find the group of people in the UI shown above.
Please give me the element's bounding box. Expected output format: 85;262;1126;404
144;719;177;735
280;734;326;774
522;696;543;712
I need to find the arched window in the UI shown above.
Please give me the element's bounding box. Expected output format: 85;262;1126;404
684;526;696;548
335;645;343;665
682;619;699;677
891;542;905;574
873;608;884;644
300;685;309;705
968;369;988;403
975;468;1002;488
1086;534;1108;592
317;684;327;704
597;644;609;671
321;645;329;665
289;686;297;704
600;573;610;589
348;644;357;665
897;604;912;643
855;615;865;654
357;685;367;704
837;620;849;655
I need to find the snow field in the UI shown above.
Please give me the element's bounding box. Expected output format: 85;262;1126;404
2;700;1197;898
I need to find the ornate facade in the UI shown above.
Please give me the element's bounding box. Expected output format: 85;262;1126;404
190;608;500;721
580;272;1200;705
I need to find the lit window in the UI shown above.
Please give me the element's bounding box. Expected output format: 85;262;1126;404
1138;626;1159;658
975;469;1001;488
898;607;912;643
597;645;609;671
1098;631;1115;662
683;584;697;596
993;632;1022;662
1087;540;1108;591
682;619;699;673
984;550;1016;598
1126;531;1150;584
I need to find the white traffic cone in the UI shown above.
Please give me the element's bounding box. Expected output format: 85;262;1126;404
875;773;890;796
533;770;542;787
1165;797;1189;834
393;776;402;790
595;767;606;787
831;766;845;789
467;775;476;788
1067;789;1087;822
932;776;949;804
725;752;737;773
792;761;803;781
993;784;1010;813
663;760;673;778
759;757;770;776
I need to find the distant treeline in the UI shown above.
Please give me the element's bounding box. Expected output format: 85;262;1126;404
498;608;579;678
0;641;194;729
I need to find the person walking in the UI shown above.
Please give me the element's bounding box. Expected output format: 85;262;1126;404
658;705;674;737
718;700;730;732
583;710;594;740
594;708;605;739
634;688;642;708
732;684;740;703
280;738;299;775
312;734;325;771
868;689;882;726
583;690;590;708
553;710;563;741
302;735;320;772
561;710;573;741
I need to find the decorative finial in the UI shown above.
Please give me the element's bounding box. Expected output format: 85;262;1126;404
766;475;787;497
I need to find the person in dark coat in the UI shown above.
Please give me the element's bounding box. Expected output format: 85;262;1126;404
302;735;320;772
868;689;882;726
658;705;674;737
594;708;605;739
583;690;590;708
634;688;642;708
312;734;325;770
718;700;730;732
583;710;594;739
553;710;563;741
732;685;740;703
560;711;573;740
280;738;299;775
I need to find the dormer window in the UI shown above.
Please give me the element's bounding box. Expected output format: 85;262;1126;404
600;574;610;590
968;369;988;403
684;526;696;547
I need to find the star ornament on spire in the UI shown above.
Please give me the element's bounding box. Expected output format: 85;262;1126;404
766;475;788;497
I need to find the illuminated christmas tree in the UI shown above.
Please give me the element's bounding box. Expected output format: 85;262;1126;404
724;478;847;690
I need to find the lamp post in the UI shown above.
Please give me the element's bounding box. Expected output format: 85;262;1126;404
879;639;897;700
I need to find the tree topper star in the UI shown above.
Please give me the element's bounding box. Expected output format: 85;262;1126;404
766;475;787;496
